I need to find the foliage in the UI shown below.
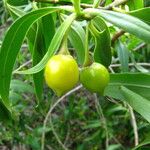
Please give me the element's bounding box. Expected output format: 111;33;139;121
0;0;150;149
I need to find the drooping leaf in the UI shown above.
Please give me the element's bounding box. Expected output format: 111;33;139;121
7;0;28;6
120;86;150;123
32;14;55;104
84;9;150;43
115;40;129;72
105;73;150;100
0;7;60;110
0;100;11;122
69;20;86;65
15;13;76;75
7;4;38;55
89;16;111;67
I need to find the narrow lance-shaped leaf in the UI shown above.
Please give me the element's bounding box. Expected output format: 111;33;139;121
89;16;111;67
120;86;150;123
0;100;11;122
15;13;76;75
33;14;55;104
68;20;86;65
104;73;150;100
0;7;60;109
6;3;37;54
115;40;129;72
61;13;85;65
84;8;150;43
7;0;28;6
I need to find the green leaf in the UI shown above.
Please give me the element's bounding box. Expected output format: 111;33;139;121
85;9;150;43
127;0;144;10
104;73;150;100
89;16;111;67
0;7;60;110
6;4;25;19
33;14;55;103
115;40;129;72
0;100;11;122
130;8;150;25
7;3;38;54
69;20;85;65
120;86;150;123
16;13;76;75
7;0;28;6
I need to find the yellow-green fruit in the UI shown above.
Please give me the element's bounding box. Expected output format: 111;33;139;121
44;54;79;96
80;63;110;95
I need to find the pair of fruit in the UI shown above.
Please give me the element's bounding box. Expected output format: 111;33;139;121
44;54;110;96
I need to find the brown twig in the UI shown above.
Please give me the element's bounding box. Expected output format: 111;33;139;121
111;30;125;44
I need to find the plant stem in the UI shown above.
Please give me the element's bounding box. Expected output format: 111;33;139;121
94;94;109;149
112;30;125;44
71;0;81;15
41;85;82;150
83;23;91;67
128;104;139;146
110;63;150;67
50;113;68;150
104;0;128;10
59;32;70;55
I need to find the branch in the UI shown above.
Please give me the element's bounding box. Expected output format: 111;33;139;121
104;0;128;10
94;94;109;149
33;0;71;5
111;30;125;44
128;104;139;146
110;63;150;68
133;43;146;51
41;85;82;150
33;0;127;10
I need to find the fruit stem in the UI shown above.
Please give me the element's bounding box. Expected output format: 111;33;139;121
59;28;70;55
83;22;92;67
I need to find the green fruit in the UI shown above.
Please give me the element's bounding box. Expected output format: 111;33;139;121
80;63;110;95
44;54;79;96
